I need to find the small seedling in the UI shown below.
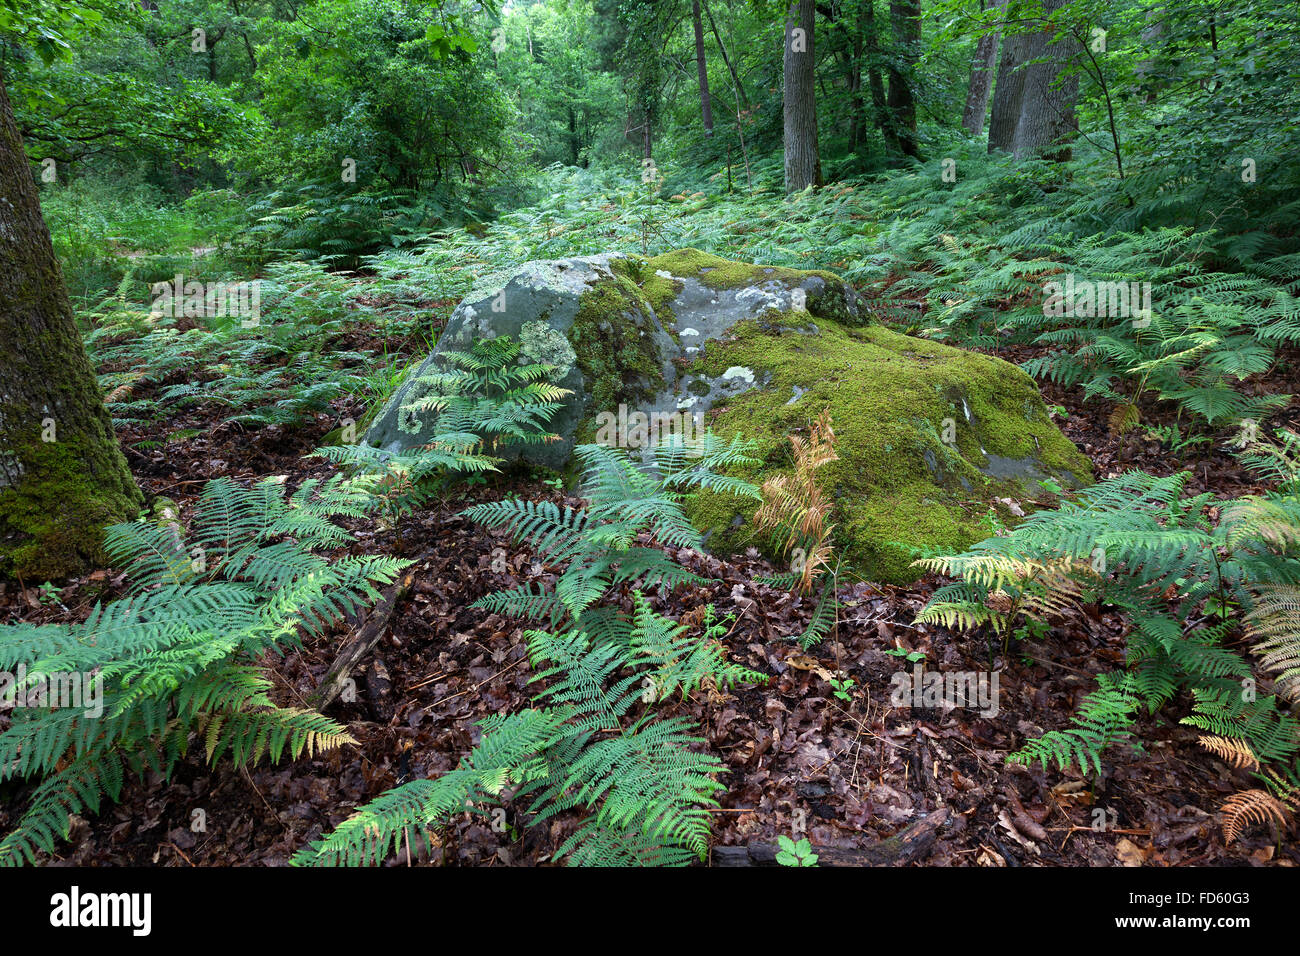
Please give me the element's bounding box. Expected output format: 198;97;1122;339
776;835;818;867
828;674;855;703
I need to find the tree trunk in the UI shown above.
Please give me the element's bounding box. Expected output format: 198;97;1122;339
0;73;142;580
567;105;580;165
1135;5;1166;104
961;0;1006;136
703;0;747;108
783;0;821;192
1008;0;1077;160
886;0;922;159
692;0;714;135
846;0;865;152
987;4;1028;153
863;0;898;154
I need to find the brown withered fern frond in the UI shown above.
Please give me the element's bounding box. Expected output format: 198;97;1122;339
105;371;144;404
1244;583;1300;702
1108;402;1140;436
754;409;839;593
1198;734;1261;771
1221;787;1293;844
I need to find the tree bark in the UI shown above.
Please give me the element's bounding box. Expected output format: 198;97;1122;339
0;73;142;580
961;0;1006;136
692;0;714;135
1008;0;1077;160
987;0;1029;154
886;0;922;159
783;0;821;192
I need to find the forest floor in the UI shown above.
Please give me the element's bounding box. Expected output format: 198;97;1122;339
2;324;1295;867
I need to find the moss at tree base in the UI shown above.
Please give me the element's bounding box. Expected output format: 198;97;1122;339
0;439;143;581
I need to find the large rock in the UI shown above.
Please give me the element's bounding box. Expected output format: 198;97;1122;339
363;248;1091;583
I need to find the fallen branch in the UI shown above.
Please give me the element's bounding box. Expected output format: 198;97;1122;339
307;569;416;710
710;807;949;867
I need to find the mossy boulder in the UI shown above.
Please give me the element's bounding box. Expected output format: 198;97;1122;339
362;248;1090;582
682;314;1091;583
364;253;675;469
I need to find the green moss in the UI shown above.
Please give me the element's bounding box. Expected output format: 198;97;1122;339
609;254;683;323
569;275;667;418
0;440;143;581
683;314;1092;584
647;248;840;291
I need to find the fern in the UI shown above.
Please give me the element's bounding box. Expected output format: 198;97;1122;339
1009;674;1142;775
296;437;766;866
0;477;407;865
917;462;1300;785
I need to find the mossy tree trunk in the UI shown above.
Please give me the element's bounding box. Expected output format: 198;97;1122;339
0;73;142;581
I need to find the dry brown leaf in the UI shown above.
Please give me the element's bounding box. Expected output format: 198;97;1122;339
1116;837;1148;867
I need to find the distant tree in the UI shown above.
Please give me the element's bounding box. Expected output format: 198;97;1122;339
702;0;746;108
861;0;897;154
961;0;1006;135
692;0;714;134
783;0;821;191
594;0;666;160
886;0;922;159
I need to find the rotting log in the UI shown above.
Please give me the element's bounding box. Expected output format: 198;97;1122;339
710;807;949;866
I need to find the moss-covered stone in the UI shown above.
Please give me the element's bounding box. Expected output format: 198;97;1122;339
647;247;839;291
647;248;863;323
360;249;1088;584
569;275;667;417
363;253;675;469
683;314;1091;583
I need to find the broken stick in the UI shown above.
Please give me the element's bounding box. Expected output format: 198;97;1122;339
307;569;416;710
